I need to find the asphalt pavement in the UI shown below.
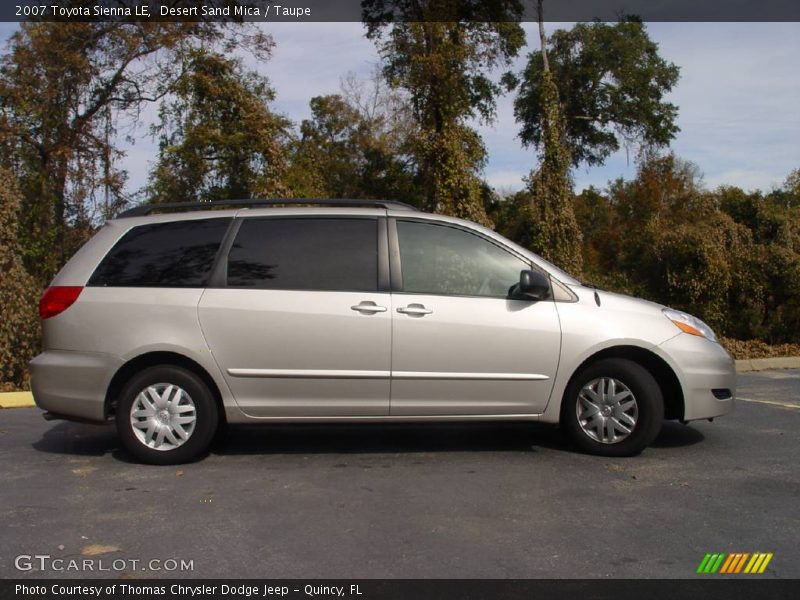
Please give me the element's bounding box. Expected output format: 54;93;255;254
1;370;798;579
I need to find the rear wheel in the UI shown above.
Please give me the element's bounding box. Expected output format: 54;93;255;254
561;358;663;456
116;365;218;465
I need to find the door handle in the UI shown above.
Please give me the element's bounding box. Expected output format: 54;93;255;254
351;301;387;314
397;304;433;316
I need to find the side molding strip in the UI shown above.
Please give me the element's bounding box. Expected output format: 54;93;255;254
393;371;549;381
228;369;390;379
228;369;548;381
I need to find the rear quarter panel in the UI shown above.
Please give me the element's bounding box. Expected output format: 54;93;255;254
42;287;236;412
41;217;240;418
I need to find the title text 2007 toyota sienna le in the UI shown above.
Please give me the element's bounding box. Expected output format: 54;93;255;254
30;199;735;464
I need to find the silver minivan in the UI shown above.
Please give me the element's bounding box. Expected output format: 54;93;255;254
30;200;735;464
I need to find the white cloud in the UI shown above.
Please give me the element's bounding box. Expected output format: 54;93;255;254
257;22;377;121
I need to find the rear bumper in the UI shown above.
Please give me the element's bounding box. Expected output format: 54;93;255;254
30;350;124;423
656;334;736;421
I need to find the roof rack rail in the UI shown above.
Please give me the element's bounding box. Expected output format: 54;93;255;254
116;198;417;218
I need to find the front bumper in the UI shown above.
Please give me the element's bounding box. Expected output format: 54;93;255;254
656;334;736;421
30;350;124;423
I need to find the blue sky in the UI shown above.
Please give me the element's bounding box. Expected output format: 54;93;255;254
2;21;798;195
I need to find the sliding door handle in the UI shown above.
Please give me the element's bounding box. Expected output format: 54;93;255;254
397;304;433;316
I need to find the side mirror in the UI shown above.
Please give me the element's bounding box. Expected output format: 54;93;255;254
516;269;550;301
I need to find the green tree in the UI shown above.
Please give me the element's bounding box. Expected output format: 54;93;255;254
509;1;582;274
0;20;272;282
146;49;290;203
573;186;615;274
785;168;800;200
363;0;525;224
573;159;800;343
286;72;420;202
719;181;800;341
514;16;680;167
0;167;40;389
586;154;752;331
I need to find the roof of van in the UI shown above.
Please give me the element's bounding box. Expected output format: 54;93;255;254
116;199;417;218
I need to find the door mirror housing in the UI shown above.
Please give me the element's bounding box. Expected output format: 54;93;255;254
513;269;551;301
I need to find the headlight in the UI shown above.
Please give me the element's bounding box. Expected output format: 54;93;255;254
662;308;718;343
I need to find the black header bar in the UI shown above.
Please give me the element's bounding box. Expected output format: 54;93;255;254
2;579;799;600
2;1;799;23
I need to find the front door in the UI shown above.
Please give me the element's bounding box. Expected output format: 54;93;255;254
199;216;391;417
389;219;561;416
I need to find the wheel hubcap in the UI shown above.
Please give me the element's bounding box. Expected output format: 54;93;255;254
130;383;197;451
576;377;638;444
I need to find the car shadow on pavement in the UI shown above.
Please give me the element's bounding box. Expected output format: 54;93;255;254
211;422;564;456
32;420;118;457
651;421;705;448
31;419;704;461
211;421;705;456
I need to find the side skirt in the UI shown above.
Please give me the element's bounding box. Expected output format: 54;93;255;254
223;410;545;424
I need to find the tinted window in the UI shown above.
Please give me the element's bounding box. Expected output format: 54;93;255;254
88;218;231;287
227;218;378;291
397;220;530;297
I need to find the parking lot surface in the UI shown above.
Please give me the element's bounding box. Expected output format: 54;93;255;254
1;370;798;579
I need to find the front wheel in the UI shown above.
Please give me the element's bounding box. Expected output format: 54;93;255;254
561;358;663;457
116;365;218;465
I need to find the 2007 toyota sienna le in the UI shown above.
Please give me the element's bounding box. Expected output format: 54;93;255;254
30;199;735;464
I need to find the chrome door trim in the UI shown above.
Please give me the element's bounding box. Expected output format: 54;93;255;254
393;371;549;381
228;368;391;379
227;369;548;381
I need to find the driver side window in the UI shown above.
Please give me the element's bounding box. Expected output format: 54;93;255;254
396;220;530;298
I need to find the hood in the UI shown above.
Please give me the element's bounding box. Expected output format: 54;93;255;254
569;284;668;316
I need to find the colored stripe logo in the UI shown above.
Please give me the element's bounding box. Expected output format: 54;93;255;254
696;552;773;574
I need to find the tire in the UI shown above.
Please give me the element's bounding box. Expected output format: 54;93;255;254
560;358;663;457
116;365;218;465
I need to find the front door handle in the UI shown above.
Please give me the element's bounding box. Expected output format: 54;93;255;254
351;301;387;314
397;303;433;316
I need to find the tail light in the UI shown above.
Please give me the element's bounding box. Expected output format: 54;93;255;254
39;286;83;320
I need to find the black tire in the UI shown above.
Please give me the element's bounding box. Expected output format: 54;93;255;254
116;365;218;465
560;358;663;457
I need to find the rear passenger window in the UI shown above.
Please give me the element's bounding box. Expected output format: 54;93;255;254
88;218;231;287
227;218;378;291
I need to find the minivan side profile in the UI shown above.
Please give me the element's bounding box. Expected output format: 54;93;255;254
30;199;736;464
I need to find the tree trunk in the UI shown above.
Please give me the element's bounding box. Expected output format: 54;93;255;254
538;0;549;73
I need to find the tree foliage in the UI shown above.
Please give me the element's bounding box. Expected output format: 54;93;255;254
287;72;421;202
146;49;290;203
512;67;583;274
507;2;582;274
0;20;273;282
573;154;800;342
364;0;525;223
0;167;40;389
515;17;680;167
